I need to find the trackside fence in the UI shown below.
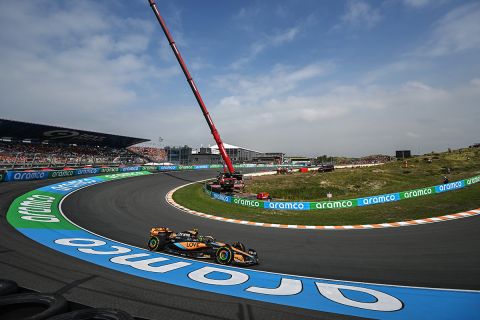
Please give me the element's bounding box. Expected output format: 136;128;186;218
205;175;480;210
0;164;303;183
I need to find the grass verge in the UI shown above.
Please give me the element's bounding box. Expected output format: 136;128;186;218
172;182;480;225
173;148;480;225
244;148;480;201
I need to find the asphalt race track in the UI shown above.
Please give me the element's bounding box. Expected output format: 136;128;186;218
1;169;480;319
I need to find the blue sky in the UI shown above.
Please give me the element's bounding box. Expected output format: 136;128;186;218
0;0;479;156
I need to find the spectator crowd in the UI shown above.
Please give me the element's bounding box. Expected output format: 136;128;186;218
0;141;148;169
127;146;167;163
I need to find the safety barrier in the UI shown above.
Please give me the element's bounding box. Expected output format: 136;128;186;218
5;171;480;319
2;166;152;182
205;175;480;210
1;163;303;183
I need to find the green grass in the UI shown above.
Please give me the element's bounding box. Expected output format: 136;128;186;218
244;148;480;201
172;147;480;225
173;182;480;225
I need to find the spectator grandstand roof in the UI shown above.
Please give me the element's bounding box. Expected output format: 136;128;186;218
0;118;149;148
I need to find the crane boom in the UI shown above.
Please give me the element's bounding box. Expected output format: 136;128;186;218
148;0;236;174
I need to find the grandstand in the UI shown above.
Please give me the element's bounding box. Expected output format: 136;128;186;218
0;119;150;170
128;146;167;163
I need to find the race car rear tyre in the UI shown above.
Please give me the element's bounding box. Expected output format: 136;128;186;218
148;235;166;251
215;246;233;265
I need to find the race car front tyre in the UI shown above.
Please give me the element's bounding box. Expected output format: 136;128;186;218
147;235;166;251
215;246;233;265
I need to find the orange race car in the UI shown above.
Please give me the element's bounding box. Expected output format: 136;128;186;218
147;227;259;266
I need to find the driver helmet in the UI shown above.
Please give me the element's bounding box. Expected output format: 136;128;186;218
190;228;199;237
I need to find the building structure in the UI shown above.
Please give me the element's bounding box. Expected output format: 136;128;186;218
209;143;263;163
252;152;284;164
164;145;192;164
284;156;312;166
190;147;221;164
396;150;412;159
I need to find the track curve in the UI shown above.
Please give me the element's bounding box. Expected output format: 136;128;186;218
1;169;479;319
62;170;480;290
2;172;348;320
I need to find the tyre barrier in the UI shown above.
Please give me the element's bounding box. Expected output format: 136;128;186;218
48;308;134;320
0;293;68;320
0;279;19;296
0;279;135;320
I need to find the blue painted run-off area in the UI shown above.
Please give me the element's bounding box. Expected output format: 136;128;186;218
9;175;480;319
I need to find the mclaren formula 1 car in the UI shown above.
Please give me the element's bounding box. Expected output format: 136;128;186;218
147;227;259;266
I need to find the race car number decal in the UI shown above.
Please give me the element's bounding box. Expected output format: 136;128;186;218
186;242;199;248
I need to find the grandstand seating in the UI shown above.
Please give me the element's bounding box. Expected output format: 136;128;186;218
128;146;167;163
0;141;148;170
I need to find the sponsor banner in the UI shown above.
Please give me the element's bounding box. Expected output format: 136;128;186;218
75;168;101;175
212;192;232;203
48;170;76;179
5;170;49;182
6;190;79;230
38;177;104;195
264;201;310;210
158;165;178;171
15;227;480;319
207;175;480;211
311;200;357;210
99;171;152;181
357;193;401;207
194;165;209;170
465;175;480;186
434;181;465;193
7;172;150;229
141;166;157;171
400;187;435;200
119;166;141;172
178;165;195;170
233;197;262;208
100;167;119;173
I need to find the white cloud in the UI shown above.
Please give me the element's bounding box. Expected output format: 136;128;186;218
234;6;261;20
471;78;480;87
0;1;179;134
216;62;334;104
0;1;477;157
339;0;382;29
361;60;420;85
210;79;478;156
231;26;301;69
403;0;437;8
417;3;480;56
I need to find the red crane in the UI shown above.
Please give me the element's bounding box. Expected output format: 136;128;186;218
148;0;237;176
